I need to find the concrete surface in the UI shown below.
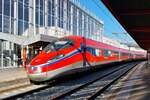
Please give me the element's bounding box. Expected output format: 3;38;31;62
99;61;150;100
0;67;47;100
0;67;28;82
0;67;30;93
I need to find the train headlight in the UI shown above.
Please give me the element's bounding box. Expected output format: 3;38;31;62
30;66;41;73
37;67;42;73
30;66;36;70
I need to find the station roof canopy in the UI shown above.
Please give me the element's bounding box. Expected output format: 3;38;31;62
101;0;150;50
0;32;57;46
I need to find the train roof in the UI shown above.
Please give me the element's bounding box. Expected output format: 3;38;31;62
63;36;145;55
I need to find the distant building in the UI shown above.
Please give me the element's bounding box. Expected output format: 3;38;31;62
0;0;103;68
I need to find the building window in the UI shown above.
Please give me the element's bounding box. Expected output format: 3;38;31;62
48;14;51;26
58;0;64;28
52;0;55;26
58;0;61;27
48;0;52;26
67;1;71;31
78;11;82;36
0;0;2;14
84;14;87;37
0;14;2;32
3;15;10;33
39;0;44;26
24;5;29;21
73;6;77;35
18;2;23;20
24;21;29;33
18;20;24;35
18;0;23;3
36;10;39;25
40;11;44;26
11;18;14;34
40;0;44;11
61;0;64;28
11;0;14;18
24;0;29;5
36;0;40;25
4;0;10;16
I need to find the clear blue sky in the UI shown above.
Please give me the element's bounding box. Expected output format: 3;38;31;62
79;0;136;44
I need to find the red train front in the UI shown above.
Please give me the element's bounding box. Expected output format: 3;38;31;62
27;36;146;82
27;36;84;82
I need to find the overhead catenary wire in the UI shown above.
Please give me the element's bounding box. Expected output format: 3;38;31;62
90;0;140;47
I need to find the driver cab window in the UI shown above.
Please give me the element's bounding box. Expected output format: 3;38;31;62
43;39;74;53
54;40;74;50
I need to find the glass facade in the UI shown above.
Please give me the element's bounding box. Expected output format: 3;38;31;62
0;0;103;68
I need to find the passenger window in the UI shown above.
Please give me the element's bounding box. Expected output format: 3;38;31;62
113;52;119;57
95;49;101;56
86;47;96;56
104;50;111;57
122;53;128;56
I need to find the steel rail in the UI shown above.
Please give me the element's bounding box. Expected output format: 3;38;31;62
3;62;140;100
2;80;56;100
87;62;138;100
51;62;138;100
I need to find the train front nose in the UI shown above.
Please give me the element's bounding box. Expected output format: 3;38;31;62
28;66;47;82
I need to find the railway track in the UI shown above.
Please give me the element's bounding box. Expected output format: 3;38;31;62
4;62;140;100
51;62;138;100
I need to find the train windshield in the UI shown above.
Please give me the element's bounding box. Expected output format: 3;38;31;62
43;40;73;53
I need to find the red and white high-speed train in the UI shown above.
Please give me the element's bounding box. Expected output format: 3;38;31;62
27;36;146;82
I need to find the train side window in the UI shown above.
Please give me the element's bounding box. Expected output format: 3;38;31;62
122;53;129;56
104;50;108;57
86;47;92;53
86;47;96;56
95;49;101;56
92;48;96;56
113;51;119;57
104;50;111;57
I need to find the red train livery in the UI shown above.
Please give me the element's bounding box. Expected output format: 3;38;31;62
27;36;145;82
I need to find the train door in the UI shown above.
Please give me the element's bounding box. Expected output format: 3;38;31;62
80;42;87;67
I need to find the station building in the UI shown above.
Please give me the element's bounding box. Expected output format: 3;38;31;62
0;0;104;68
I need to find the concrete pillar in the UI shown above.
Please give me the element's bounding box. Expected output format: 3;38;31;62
13;53;16;67
0;40;3;69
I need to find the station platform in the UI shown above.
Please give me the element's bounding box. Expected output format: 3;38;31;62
101;61;150;100
0;67;30;93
